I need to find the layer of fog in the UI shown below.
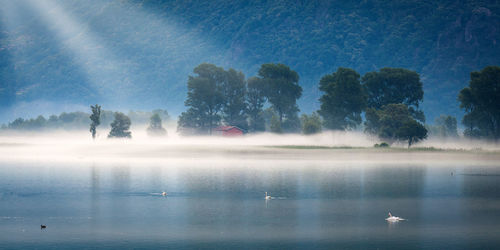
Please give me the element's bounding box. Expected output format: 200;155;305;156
1;127;499;166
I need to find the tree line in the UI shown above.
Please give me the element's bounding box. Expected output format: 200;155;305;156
177;63;303;134
2;109;170;139
177;63;500;146
89;107;168;139
2;64;498;145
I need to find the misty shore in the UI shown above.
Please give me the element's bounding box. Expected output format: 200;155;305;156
0;131;499;166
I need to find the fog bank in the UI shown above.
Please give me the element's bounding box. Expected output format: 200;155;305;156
0;129;499;166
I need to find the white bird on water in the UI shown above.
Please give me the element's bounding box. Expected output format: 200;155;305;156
162;192;167;196
386;212;405;222
265;192;272;200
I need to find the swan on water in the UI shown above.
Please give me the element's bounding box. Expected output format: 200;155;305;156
162;191;167;196
386;212;405;222
265;192;272;200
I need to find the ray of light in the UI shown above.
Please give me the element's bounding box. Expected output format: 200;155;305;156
24;0;135;106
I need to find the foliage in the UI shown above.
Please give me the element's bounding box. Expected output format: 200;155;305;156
374;142;390;148
2;109;168;131
257;63;302;130
178;63;225;135
5;112;89;130
270;114;282;133
246;77;266;132
147;113;167;137
459;66;500;140
261;107;276;131
178;63;304;134
362;68;425;122
427;115;458;138
108;112;132;138
89;104;101;139
1;0;500;121
221;68;248;129
128;109;170;125
300;112;322;135
318;67;366;130
281;112;301;133
365;104;427;147
396;119;428;147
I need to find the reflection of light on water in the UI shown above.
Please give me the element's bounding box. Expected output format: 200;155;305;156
1;157;500;248
387;219;401;229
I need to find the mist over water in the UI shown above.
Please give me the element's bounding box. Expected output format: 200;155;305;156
1;132;500;249
1;127;500;249
0;0;499;248
1;129;499;166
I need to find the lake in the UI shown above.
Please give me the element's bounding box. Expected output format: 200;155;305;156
1;145;500;249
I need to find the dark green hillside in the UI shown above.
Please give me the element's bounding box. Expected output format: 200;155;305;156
0;0;499;122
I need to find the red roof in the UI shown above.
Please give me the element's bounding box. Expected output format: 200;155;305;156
214;126;244;136
215;126;241;131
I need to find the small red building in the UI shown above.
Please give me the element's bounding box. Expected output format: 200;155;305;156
214;126;245;137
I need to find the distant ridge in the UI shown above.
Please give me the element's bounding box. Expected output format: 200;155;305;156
1;0;499;122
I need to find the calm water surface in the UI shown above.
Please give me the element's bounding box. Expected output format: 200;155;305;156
1;156;500;249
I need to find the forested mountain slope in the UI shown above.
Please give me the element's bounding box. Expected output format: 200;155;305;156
1;0;499;122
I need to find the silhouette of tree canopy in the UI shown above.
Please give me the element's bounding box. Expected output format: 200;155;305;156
147;113;167;137
221;68;247;129
362;68;424;122
301;112;322;135
108;112;132;138
365;104;427;147
459;66;500;140
246;76;266;132
257;63;302;132
427;115;458;138
318;67;366;130
89;104;101;139
178;63;225;134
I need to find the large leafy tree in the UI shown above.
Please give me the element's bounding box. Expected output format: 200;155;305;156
246;76;266;132
396;119;428;148
362;68;425;122
178;63;225;134
221;68;247;129
108;112;132;138
459;66;500;140
89;104;101;139
365;104;427;147
257;63;302;132
318;67;366;130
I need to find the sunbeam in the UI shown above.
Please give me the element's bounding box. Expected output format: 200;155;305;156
24;0;135;106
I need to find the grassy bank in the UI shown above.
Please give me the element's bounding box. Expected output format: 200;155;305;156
263;145;497;153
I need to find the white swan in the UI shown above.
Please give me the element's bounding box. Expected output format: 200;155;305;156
265;192;272;200
162;191;167;196
386;212;405;222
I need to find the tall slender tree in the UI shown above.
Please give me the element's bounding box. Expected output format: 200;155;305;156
89;104;101;139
